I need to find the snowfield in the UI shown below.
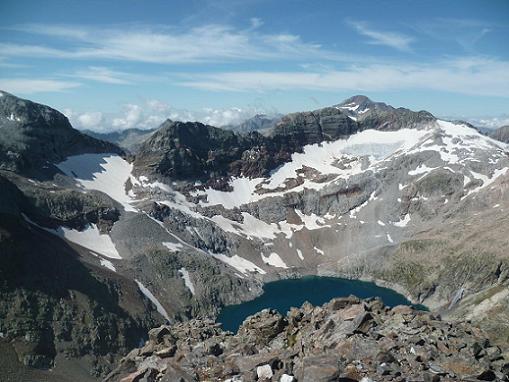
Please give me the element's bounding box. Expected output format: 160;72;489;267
57;153;136;212
22;213;122;259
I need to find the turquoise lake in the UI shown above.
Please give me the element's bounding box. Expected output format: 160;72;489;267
217;276;425;332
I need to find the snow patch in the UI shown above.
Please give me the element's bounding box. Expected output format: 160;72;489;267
212;254;266;275
296;249;304;260
261;252;289;268
22;214;122;259
57;154;136;212
408;164;437;176
314;247;325;255
393;214;411;227
178;268;195;295
135;280;170;321
163;242;184;252
100;258;117;272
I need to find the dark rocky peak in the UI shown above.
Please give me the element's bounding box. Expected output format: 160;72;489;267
142;119;240;152
336;94;376;109
134;120;272;181
271;106;358;148
335;94;436;131
0;90;122;173
0;90;70;127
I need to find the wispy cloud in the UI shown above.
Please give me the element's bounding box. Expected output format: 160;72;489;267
347;20;414;52
0;78;81;94
177;57;509;97
2;23;350;64
70;66;134;84
412;18;496;53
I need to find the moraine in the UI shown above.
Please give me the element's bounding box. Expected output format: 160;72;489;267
217;276;425;332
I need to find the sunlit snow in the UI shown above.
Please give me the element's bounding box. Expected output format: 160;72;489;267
135;280;170;321
57;154;136;212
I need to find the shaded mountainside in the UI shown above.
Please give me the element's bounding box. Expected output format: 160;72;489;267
106;296;509;382
490;125;509;143
226;114;282;134
0;91;122;173
0;214;162;381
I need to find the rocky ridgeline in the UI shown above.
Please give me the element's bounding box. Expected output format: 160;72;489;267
105;297;508;382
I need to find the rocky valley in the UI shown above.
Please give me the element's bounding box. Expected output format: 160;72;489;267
0;90;508;381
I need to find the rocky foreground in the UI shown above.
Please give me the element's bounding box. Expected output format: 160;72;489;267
105;297;508;382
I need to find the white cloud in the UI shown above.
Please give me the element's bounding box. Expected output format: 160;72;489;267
65;99;273;133
71;66;133;84
112;104;144;129
465;115;509;129
177;57;509;97
0;78;81;94
250;17;264;29
347;20;414;51
77;112;104;129
2;23;345;64
63;109;103;130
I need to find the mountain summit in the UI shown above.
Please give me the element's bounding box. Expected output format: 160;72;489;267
0;90;121;172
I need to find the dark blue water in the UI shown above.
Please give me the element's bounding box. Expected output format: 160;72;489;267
217;276;425;332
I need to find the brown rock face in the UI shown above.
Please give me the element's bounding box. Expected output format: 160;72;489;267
105;297;508;382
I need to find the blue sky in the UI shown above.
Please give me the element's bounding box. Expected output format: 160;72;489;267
0;0;508;131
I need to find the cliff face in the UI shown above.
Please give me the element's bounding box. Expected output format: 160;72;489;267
105;296;509;382
490;125;509;143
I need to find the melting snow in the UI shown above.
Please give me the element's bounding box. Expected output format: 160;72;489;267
100;258;117;272
463;167;508;199
198;177;263;209
377;220;386;226
178;268;195;295
314;247;325;255
135;280;170;321
211;254;266;275
296;249;304;260
408;164;437;176
57;154;136;212
393;214;411;227
338;103;360;111
261;252;289;268
386;233;394;243
22;213;121;259
163;242;184;252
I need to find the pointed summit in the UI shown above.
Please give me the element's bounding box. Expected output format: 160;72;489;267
338;95;373;107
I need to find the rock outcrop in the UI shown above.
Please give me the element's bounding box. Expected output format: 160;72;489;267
490;125;509;143
106;297;509;381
